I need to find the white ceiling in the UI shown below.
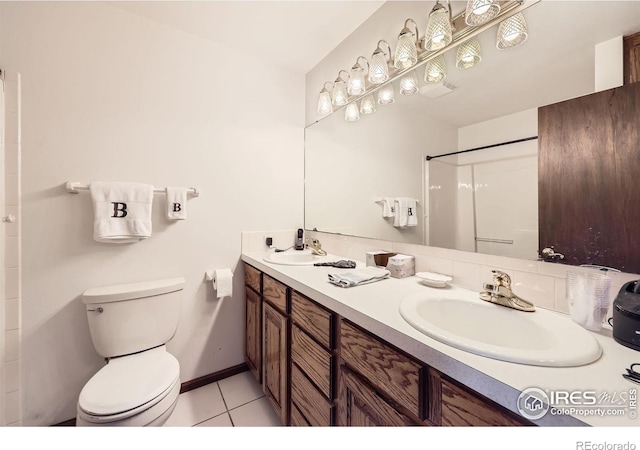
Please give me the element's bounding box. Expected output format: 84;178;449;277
107;1;385;74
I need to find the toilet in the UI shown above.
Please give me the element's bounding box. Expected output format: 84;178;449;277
76;277;185;426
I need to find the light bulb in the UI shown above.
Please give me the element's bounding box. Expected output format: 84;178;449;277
456;38;481;70
345;103;360;122
424;55;446;83
377;84;395;105
317;90;333;115
369;41;391;84
496;13;528;49
425;4;452;51
360;94;376;115
465;0;500;26
332;79;348;106
394;28;418;70
400;71;419;95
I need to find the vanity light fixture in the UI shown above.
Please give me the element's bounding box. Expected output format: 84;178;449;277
424;0;453;51
377;84;395;105
360;93;376;114
394;19;420;70
344;102;360;122
331;70;350;106
348;56;369;96
369;40;392;84
456;38;481;69
464;0;501;26
424;55;447;83
399;70;419;95
316;82;334;115
496;12;528;49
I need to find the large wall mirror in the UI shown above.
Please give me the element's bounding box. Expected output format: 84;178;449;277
305;1;640;267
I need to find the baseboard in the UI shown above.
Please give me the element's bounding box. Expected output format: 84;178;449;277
180;363;249;394
53;363;250;426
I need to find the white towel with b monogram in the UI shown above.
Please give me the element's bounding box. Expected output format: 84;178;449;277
393;197;418;228
166;186;188;220
90;181;154;243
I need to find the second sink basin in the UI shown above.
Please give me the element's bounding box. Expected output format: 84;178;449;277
263;250;332;266
399;293;602;367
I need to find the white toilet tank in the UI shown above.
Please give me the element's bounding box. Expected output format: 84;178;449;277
82;277;185;358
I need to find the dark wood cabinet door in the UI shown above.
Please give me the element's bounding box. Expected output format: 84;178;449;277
263;301;289;425
538;82;640;272
337;366;417;426
244;287;262;383
624;31;640;85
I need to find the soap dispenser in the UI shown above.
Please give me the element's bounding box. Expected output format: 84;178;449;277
295;228;304;250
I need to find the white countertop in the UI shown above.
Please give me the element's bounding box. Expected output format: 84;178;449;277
242;250;640;427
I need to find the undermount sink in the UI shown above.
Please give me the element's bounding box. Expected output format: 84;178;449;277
399;293;602;367
263;250;332;266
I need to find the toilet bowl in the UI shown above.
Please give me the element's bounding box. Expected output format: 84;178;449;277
76;277;185;426
77;346;180;426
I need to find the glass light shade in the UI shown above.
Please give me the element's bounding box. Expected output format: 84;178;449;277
344;102;360;122
377;84;395;105
399;71;419;95
456;38;482;69
394;29;418;70
360;94;376;115
424;55;446;83
424;7;453;51
317;90;333;115
369;49;390;84
332;80;348;106
348;67;366;96
464;0;500;26
496;13;528;49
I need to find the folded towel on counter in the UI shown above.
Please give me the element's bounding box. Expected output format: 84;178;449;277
382;198;396;218
166;186;188;220
90;181;154;243
393;197;418;228
328;266;390;288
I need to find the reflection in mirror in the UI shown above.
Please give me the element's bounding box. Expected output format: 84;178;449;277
305;1;640;264
427;137;538;260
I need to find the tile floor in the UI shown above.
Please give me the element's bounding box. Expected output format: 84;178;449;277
164;370;281;427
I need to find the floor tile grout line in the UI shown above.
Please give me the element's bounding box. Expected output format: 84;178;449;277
217;383;235;427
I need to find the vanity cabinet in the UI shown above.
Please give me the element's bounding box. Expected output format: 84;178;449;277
243;263;533;427
262;274;289;425
289;291;336;426
337;319;428;426
243;265;262;383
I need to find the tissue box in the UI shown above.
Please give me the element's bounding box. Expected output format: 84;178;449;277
366;251;397;268
386;254;415;279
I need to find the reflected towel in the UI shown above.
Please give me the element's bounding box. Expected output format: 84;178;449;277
393;197;418;228
328;266;390;288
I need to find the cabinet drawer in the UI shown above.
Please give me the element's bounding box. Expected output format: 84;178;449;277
291;364;333;426
340;320;423;419
291;291;333;349
244;263;261;293
291;324;332;398
437;374;530;426
263;274;288;313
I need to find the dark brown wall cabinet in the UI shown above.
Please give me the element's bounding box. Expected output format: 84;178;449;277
538;82;640;273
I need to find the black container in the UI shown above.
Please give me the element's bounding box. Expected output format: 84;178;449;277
612;280;640;351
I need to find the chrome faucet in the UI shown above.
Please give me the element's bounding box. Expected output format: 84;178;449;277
479;270;535;312
305;238;327;256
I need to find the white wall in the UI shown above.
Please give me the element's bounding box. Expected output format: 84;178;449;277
0;2;304;425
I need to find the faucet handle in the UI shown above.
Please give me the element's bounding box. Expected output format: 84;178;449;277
491;270;511;288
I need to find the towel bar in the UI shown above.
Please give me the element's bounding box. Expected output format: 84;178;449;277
66;182;200;197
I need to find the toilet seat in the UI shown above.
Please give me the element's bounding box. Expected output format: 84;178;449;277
78;346;180;424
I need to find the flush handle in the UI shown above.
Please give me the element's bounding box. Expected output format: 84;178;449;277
87;307;104;314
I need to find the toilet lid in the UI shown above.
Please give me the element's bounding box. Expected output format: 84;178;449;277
79;347;180;417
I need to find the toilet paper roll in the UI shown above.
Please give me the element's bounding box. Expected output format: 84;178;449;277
213;268;233;299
